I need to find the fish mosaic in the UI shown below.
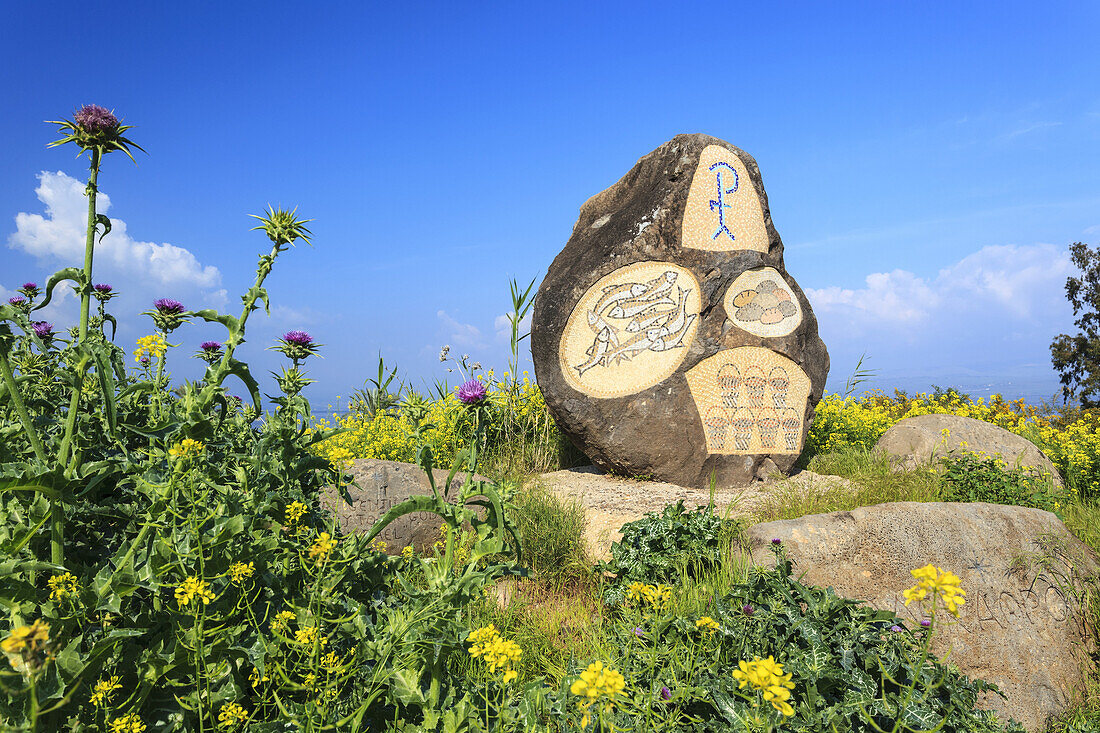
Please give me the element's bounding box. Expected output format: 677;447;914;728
559;262;701;399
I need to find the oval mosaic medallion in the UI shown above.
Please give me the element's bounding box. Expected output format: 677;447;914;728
559;261;701;398
723;267;802;337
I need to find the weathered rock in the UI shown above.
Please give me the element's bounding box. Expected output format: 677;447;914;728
531;134;829;488
874;414;1063;486
322;459;485;553
746;502;1099;731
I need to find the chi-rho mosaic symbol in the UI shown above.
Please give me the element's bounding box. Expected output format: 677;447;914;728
682;145;769;253
559;261;701;399
685;347;811;455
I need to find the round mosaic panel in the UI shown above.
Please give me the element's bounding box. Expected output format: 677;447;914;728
682;145;769;253
560;262;702;399
723;267;802;338
685;347;811;455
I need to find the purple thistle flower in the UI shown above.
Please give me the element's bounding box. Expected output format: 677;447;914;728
93;283;113;294
633;627;645;638
153;298;185;315
31;321;53;339
282;330;313;346
201;341;222;351
890;625;904;633
771;538;782;546
660;686;672;701
457;378;487;404
22;282;37;291
8;296;25;306
742;604;755;616
74;105;119;134
920;619;931;628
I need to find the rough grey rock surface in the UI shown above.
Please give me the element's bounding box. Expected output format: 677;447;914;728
322;458;485;553
531;133;829;488
874;414;1063;486
746;502;1099;732
534;465;852;560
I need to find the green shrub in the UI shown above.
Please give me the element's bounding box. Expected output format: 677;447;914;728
939;452;1065;511
598;500;741;606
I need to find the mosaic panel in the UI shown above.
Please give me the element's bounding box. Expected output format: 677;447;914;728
723;267;802;337
560;262;701;398
685;347;811;455
681;144;769;253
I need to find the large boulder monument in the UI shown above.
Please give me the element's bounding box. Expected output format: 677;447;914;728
532;134;829;488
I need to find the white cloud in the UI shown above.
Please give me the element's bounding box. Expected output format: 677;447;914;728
806;243;1073;328
436;309;482;347
9;171;220;289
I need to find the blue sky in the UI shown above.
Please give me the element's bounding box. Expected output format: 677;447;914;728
3;1;1099;408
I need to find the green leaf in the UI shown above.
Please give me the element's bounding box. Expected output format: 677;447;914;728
95;213;112;243
364;495;443;544
34;267;84;312
91;348;118;437
192;308;240;333
389;667;426;706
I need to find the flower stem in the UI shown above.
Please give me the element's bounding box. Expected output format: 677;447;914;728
0;350;47;463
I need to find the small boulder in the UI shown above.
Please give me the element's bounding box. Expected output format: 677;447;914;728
874;414;1062;486
322;459;485;553
746;502;1099;731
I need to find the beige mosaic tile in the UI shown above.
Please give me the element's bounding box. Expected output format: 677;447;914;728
685;347;810;455
723;267;802;337
560;262;701;399
682;144;768;253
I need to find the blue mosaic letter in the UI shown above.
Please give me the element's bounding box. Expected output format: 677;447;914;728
708;161;739;242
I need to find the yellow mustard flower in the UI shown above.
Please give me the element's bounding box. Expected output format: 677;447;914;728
174;576;216;608
570;661;626;728
401;545;415;561
228;561;254;584
108;712;147;733
285;501;307;525
732;655;796;716
294;626;328;647
133;334;167;364
696;616;721;634
1;619;50;660
250;667;269;687
903;564;966;616
90;675;123;707
369;538;388;553
270;610;295;633
217;702;248;729
309;532;337;564
168;438;204;461
48;572;80;602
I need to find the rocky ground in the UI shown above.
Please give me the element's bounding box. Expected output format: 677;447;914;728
530;465;854;560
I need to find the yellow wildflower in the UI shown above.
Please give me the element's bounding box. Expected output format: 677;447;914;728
228;561;254;584
217;702;248;729
732;655;796;716
133;334;167;364
294;626;328;647
285;501;307;525
369;538;388;553
401;545;415;561
903;564;966;616
174;576;216;608
108;713;147;733
695;616;720;634
48;572;80;602
90;675;123;707
249;667;269;687
570;661;626;728
168;438;204;461
309;532;337;564
270;610;295;633
1;619;51;671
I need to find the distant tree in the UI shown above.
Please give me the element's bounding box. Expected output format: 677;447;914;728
1051;242;1100;407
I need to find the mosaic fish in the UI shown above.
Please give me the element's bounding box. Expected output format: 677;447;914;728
574;325;614;376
